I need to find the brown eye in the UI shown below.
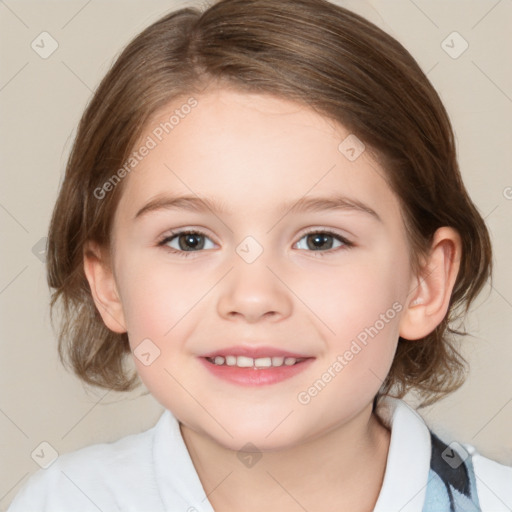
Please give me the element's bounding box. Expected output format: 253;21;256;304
159;230;215;255
175;233;206;251
295;230;352;253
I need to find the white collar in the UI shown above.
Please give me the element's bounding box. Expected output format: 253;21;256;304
373;396;432;512
153;409;216;511
152;397;432;511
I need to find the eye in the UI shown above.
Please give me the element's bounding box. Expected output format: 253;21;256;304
157;228;353;258
158;230;215;257
294;230;353;254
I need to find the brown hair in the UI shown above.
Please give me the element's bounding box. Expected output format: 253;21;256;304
47;0;492;406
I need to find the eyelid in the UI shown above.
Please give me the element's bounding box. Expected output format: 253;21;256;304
295;226;352;242
157;227;218;245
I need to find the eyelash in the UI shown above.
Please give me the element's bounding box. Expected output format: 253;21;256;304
157;229;354;258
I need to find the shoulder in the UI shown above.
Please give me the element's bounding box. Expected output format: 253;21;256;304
7;412;168;512
374;397;512;512
465;444;512;511
424;431;512;512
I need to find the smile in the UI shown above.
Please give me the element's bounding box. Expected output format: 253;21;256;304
206;355;305;368
200;354;314;386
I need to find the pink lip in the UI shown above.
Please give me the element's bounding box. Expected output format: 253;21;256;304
199;353;315;387
201;345;310;359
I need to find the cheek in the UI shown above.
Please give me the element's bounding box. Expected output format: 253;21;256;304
298;251;409;340
114;255;216;392
294;246;409;398
293;266;404;416
114;259;198;403
117;254;209;340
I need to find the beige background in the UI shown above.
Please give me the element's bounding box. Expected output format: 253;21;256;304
1;0;511;509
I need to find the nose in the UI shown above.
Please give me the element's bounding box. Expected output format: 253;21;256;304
216;256;293;323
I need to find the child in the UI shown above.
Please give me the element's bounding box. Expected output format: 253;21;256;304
8;0;511;510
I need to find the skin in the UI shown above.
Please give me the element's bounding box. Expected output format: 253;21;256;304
84;87;461;511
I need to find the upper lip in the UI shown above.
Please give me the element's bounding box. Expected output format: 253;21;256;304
201;345;313;359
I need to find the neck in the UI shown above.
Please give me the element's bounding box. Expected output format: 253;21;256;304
180;402;391;512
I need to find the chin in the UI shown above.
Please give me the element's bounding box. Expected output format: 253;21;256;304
183;411;299;451
216;430;302;453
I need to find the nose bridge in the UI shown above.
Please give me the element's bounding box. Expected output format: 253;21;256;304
216;235;293;322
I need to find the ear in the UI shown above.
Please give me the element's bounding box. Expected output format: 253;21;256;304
399;227;462;340
83;241;127;334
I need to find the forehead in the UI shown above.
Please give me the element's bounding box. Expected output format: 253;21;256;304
113;88;400;228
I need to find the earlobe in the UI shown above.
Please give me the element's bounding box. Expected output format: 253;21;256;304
399;227;462;341
83;241;127;334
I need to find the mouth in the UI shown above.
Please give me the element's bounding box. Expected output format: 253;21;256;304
199;346;314;386
205;355;306;368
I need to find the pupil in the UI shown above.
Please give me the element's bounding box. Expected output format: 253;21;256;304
309;233;331;250
180;233;203;251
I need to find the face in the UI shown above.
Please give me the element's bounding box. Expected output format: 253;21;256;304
103;88;415;451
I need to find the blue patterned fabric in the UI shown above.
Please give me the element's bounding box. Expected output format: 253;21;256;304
423;432;481;511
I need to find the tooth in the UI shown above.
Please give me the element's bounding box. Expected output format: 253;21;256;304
209;354;302;368
225;355;236;366
254;357;272;368
271;356;284;367
237;356;254;367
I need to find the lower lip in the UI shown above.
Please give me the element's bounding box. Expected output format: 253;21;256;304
199;357;314;386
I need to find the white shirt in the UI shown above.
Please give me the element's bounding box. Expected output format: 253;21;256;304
7;397;512;511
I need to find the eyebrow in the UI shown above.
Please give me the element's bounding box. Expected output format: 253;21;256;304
133;193;382;222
